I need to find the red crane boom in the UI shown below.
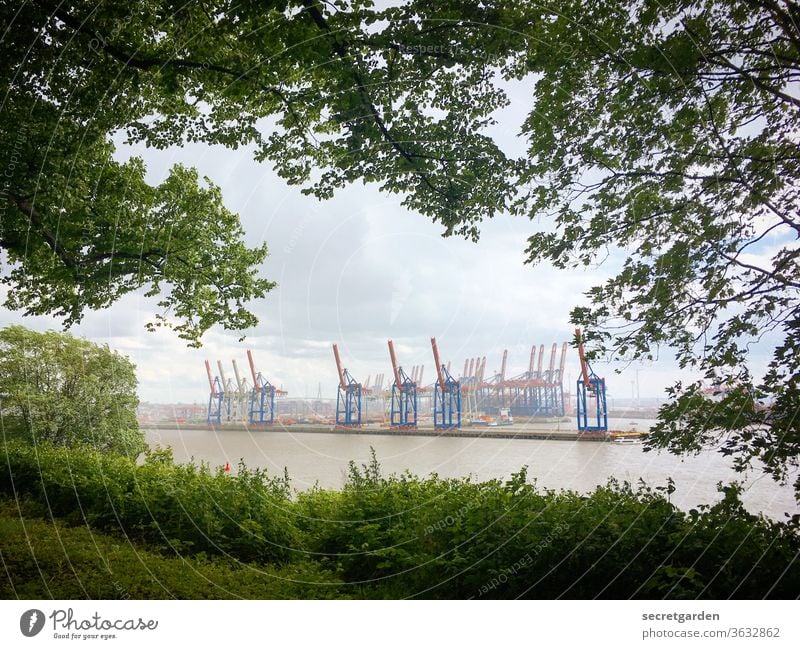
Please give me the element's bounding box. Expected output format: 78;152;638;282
205;360;216;395
548;343;557;379
332;344;347;389
431;337;445;388
247;349;259;393
388;340;402;388
575;328;591;386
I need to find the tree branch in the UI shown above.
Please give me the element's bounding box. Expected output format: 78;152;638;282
299;0;450;202
11;196;76;271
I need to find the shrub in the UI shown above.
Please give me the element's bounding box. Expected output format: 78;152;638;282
0;499;341;599
0;442;299;564
3;442;798;599
294;457;800;598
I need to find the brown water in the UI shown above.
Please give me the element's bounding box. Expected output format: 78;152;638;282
144;424;798;521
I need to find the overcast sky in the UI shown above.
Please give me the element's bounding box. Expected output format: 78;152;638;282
0;133;702;404
1;71;779;405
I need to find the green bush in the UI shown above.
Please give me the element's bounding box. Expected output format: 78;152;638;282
293;455;800;598
0;442;299;564
2;442;798;599
0;500;341;599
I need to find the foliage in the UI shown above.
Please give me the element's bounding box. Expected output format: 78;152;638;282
0;0;513;343
2;442;798;598
507;0;800;495
0;4;274;345
0;499;341;599
0;326;144;457
295;458;800;599
0;442;298;564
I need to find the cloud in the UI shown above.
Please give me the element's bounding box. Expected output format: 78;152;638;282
0;133;718;404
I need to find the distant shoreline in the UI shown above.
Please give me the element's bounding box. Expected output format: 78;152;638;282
140;421;643;442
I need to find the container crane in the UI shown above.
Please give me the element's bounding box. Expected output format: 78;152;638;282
500;350;509;408
507;345;537;416
534;344;545;415
555;342;568;417
431;337;461;429
460;357;477;421
217;360;235;422
332;343;362;427
247;350;277;425
205;360;224;425
575;328;608;433
543;343;558;415
525;344;540;415
476;356;488;415
231;359;250;422
478;351;506;412
388;339;417;428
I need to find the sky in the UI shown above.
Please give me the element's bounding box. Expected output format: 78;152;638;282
1;66;778;405
0;130;701;404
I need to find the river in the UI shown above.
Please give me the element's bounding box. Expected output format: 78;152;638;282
144;422;798;521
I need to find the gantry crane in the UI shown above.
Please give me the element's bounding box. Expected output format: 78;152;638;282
526;344;541;415
205;360;224;424
332;343;362;426
488;340;569;418
553;342;568;417
362;373;388;423
231;359;250;422
431;337;461;428
575;328;608;433
506;345;538;416
498;349;508;410
543;343;558;415
388;339;417;428
477;350;506;412
217;360;236;422
247;350;277;425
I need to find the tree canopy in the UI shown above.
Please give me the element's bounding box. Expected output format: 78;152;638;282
1;0;516;347
0;325;144;456
511;0;799;497
1;1;797;494
1;1;277;346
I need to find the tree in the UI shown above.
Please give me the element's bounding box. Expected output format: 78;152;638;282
0;326;144;457
0;0;514;345
1;2;277;346
509;0;799;498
